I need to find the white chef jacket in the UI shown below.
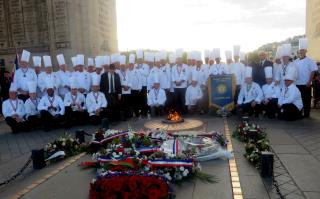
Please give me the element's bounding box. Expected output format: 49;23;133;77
160;64;171;89
13;67;37;93
24;97;40;118
38;72;60;94
237;82;263;104
209;63;230;75
38;94;65;116
273;63;282;81
119;69;132;94
147;88;166;106
275;62;298;89
135;63;150;87
171;64;189;88
190;65;209;86
72;71;91;93
2;99;25;118
185;85;203;106
85;91;107;116
64;92;86;110
294;57;318;85
262;82;281;100
55;70;71;97
127;68;142;91
231;62;245;85
278;84;303;110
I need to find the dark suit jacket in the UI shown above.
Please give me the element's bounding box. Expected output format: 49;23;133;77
252;60;273;87
100;72;122;97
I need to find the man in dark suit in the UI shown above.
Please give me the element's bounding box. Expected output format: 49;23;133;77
100;64;122;122
252;51;273;87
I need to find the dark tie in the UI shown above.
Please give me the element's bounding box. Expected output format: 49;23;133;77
110;74;114;93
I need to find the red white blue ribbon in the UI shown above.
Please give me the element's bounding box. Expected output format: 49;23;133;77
136;147;160;153
148;159;193;167
91;131;129;144
172;138;180;155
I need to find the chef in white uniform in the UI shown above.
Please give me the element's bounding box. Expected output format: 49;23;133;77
261;67;281;118
87;57;95;73
24;81;41;129
32;56;43;98
209;48;230;75
148;53;162;90
64;77;88;128
118;55;132;120
72;54;91;95
237;67;263;117
55;54;71;98
148;75;166;117
278;66;303;121
38;80;65;131
185;76;203;114
14;50;37;102
2;83;27;133
86;73;108;125
273;46;282;84
38;56;60;96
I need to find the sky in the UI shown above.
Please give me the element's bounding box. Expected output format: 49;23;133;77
116;0;305;54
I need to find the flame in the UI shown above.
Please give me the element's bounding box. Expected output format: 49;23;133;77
167;110;182;121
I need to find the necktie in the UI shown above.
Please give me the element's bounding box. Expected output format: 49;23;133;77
110;74;114;93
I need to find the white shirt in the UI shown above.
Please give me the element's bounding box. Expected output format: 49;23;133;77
262;82;281;100
13;67;37;93
108;72;116;94
237;82;263;104
231;62;245;85
278;84;303;110
38;94;65;116
160;64;171;89
135;63;150;87
72;71;91;93
171;64;189;88
273;62;282;81
209;63;230;75
119;69;131;94
190;65;209;86
185;85;203;105
147;88;166;106
63;92;86;110
24;97;40;118
2;98;25;118
128;68;142;90
294;57;318;85
38;72;60;93
85;91;107;116
55;70;71;97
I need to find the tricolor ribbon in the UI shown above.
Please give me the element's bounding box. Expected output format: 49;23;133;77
172;138;180;155
136;147;160;153
91;131;129;144
148;159;193;167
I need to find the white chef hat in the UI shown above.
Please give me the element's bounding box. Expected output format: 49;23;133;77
111;53;119;63
102;55;110;65
56;54;66;66
153;74;160;84
88;57;95;66
71;57;77;67
129;54;136;64
69;76;78;89
195;51;202;61
225;50;232;60
209;50;215;61
94;57;101;68
175;48;183;59
204;50;210;58
264;66;273;79
213;48;220;58
21;50;31;63
284;66;297;81
136;49;144;59
245;66;252;78
9;83;17;92
191;73;198;82
240;52;246;61
155;53;161;62
46;79;54;89
43;56;52;68
119;55;126;65
76;54;85;65
27;81;37;93
299;38;308;50
233;45;241;57
168;53;176;64
187;51;193;60
281;44;291;57
144;51;149;61
32;56;41;67
160;50;167;60
275;46;282;59
91;73;101;86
